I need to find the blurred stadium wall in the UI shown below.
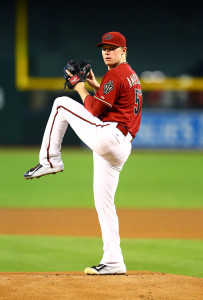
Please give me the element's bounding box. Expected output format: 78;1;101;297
0;0;203;148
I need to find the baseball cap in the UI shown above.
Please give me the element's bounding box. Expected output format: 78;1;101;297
96;32;126;48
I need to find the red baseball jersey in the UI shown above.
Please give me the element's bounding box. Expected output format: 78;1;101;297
84;63;142;138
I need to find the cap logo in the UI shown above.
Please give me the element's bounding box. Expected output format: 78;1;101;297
104;34;113;40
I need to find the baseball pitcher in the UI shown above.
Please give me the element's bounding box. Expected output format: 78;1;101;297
24;32;143;275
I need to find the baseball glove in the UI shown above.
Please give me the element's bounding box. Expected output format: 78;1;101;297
63;60;91;89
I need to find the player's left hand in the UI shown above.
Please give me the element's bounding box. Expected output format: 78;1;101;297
65;70;84;92
63;60;91;90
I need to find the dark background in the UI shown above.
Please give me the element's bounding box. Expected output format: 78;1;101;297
0;0;203;145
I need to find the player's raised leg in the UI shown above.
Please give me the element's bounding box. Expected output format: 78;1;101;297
24;96;109;179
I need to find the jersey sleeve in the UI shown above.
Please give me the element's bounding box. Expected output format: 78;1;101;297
84;95;108;116
93;73;121;108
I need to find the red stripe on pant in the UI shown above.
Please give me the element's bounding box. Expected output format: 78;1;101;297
47;105;110;168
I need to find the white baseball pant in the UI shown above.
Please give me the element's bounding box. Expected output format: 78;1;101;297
39;96;132;267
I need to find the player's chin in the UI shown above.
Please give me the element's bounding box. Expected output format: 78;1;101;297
104;58;112;64
105;61;119;69
104;60;114;68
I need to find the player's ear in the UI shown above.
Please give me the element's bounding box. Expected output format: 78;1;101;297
121;47;127;56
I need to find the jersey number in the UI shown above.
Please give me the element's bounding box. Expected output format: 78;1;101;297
134;89;142;115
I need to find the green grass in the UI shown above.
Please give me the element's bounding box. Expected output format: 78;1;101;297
0;147;203;208
0;235;202;277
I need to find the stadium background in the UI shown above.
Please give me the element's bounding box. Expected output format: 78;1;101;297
0;0;203;298
1;0;203;147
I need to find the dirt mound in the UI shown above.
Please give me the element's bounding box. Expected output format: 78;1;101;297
0;271;202;300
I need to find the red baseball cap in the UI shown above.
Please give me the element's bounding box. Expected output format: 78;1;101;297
96;32;126;47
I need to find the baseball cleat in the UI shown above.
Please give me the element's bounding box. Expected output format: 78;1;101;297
84;264;126;275
24;163;64;179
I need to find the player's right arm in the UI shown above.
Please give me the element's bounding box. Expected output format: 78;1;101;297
85;69;100;91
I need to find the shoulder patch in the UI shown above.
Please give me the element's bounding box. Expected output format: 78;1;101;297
103;80;114;94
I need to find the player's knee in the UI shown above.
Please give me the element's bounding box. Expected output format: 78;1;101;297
54;96;65;105
54;96;76;108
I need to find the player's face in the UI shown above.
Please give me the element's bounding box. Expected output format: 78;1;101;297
102;45;126;69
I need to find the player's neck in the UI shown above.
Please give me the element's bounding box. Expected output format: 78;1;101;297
108;60;127;70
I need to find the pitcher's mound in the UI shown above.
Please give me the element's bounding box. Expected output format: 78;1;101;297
0;271;202;299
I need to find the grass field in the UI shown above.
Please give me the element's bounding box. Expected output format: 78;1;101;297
0;147;202;208
0;147;202;276
0;235;202;278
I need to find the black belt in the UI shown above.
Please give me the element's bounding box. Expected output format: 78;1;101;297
116;124;129;136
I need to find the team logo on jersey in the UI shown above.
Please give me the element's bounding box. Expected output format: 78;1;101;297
103;80;114;94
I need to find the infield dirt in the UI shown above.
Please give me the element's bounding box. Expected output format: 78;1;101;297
0;208;202;238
